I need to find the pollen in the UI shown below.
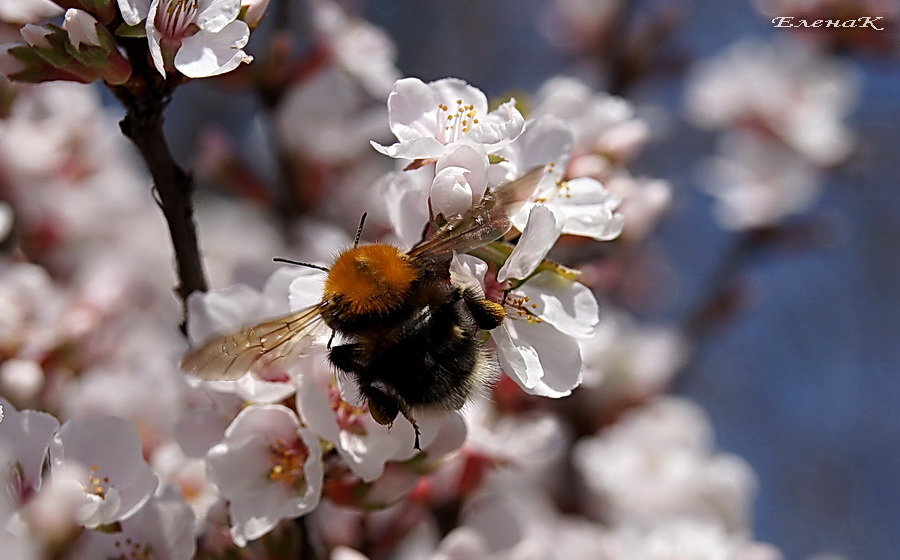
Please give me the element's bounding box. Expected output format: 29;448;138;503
85;465;110;499
438;99;480;141
505;295;543;324
110;536;153;560
324;244;419;316
328;383;366;434
268;438;309;488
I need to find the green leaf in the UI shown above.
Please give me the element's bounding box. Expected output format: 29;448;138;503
115;22;146;38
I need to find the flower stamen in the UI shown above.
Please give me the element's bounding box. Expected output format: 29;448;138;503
157;0;199;39
504;294;543;324
268;438;309;488
438;99;480;142
85;465;110;499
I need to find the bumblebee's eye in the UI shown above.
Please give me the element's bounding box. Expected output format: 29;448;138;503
364;387;400;425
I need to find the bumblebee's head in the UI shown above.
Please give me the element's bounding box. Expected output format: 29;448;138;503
323;244;419;318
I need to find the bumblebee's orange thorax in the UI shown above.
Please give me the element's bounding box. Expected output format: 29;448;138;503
324;244;419;317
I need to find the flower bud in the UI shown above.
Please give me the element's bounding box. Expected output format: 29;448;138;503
63;9;101;49
0;43;88;83
20;24;54;50
61;9;131;85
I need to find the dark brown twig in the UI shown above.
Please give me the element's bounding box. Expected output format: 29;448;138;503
111;38;208;331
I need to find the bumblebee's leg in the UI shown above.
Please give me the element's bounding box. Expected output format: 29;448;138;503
361;384;400;425
397;401;422;451
462;288;506;330
328;343;365;374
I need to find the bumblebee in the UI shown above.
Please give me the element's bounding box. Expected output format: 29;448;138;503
181;168;543;449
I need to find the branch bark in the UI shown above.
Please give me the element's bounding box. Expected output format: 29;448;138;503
111;38;207;330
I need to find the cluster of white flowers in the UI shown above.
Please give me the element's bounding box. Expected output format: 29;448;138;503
0;1;856;558
685;38;859;230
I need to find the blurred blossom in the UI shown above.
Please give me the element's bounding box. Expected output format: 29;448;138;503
579;309;688;399
574;397;757;531
71;488;197;560
700;131;822;230
117;0;254;78
607;519;784;560
533;76;649;166
0;262;67;360
194;199;285;287
309;0;401;98
59;360;186;454
539;0;620;53
276;67;390;165
0;0;61;24
0;398;58;502
686;38;858;166
0;358;44;404
49;416;158;528
151;442;219;529
205;404;323;546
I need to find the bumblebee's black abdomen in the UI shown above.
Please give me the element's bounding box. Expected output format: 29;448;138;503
328;290;493;415
368;296;481;409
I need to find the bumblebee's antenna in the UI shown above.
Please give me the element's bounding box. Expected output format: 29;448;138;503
354;212;368;248
272;257;330;272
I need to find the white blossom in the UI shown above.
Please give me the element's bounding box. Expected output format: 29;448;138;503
0;398;59;503
49;416;159;528
451;255;597;398
70;489;197;560
205;404;323;546
117;0;253;77
372;77;525;160
686;38;858;166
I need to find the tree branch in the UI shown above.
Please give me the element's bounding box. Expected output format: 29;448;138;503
111;38;207;331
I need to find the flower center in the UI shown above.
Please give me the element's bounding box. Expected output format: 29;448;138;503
268;438;309;488
85;465;110;499
112;536;153;559
438;99;480;143
328;383;367;434
156;0;199;39
504;294;543;324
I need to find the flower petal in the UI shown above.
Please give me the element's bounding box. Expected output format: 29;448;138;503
516;272;599;338
431;166;474;218
196;0;241;33
497;205;561;282
385;77;440;142
117;0;151;25
493;320;582;398
174;20;252;78
370;137;445;160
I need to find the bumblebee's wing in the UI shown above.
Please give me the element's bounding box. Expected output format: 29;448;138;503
408;166;544;260
180;304;328;381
